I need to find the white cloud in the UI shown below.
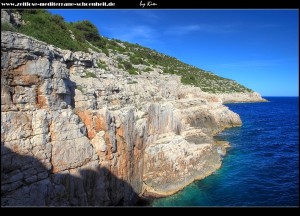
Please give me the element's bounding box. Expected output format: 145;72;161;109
164;24;239;36
103;25;159;45
134;10;160;22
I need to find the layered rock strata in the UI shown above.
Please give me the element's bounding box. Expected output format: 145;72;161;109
218;92;268;103
1;31;264;206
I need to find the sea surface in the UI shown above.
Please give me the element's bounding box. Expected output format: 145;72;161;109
152;97;299;207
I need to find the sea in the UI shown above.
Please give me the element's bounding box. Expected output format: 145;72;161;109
152;97;299;207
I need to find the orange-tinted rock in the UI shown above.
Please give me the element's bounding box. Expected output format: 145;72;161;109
2;29;262;206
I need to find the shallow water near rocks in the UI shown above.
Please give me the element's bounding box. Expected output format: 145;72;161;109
152;97;299;206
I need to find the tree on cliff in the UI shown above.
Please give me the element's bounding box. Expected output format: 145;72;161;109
70;20;106;48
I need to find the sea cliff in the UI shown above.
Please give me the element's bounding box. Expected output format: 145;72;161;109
1;30;266;206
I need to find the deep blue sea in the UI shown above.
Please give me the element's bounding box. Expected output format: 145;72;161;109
152;97;299;207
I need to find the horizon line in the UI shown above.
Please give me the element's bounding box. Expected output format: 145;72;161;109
262;95;299;97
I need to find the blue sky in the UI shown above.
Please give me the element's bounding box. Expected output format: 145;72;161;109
49;9;299;96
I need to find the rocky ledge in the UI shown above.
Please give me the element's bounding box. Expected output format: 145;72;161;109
1;31;265;206
217;92;268;103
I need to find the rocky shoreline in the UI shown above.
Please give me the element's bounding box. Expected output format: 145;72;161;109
217;92;268;104
1;31;266;206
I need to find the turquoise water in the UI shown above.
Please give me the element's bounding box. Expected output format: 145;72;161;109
152;97;299;206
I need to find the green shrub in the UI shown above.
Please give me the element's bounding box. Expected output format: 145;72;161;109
127;80;138;84
76;85;84;93
128;68;139;75
84;70;97;78
17;10;86;52
70;20;105;48
123;61;133;70
130;55;144;65
117;64;124;69
1;22;17;31
144;67;153;73
97;60;107;70
143;61;150;66
115;46;126;53
116;56;123;62
101;48;109;56
164;68;176;74
52;14;66;30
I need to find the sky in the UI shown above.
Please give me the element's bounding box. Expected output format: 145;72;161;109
49;9;299;96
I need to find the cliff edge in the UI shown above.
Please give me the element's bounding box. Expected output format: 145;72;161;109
1;28;265;206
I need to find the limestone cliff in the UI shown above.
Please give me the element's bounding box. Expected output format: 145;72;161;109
1;30;265;206
217;92;268;103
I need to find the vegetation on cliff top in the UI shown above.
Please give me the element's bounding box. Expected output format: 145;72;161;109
1;9;253;94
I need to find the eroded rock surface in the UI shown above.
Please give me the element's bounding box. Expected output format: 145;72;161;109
1;31;264;206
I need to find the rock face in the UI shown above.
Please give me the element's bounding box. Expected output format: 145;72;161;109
217;92;268;103
1;10;24;26
1;31;264;206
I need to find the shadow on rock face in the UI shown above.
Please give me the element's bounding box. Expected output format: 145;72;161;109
1;144;148;207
